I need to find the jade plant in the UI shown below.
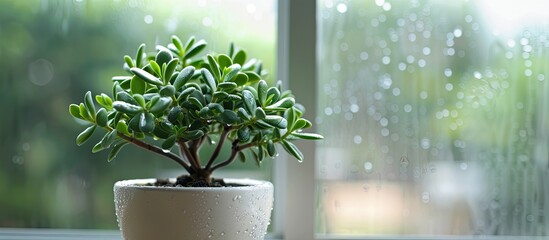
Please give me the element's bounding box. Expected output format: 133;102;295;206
69;35;322;186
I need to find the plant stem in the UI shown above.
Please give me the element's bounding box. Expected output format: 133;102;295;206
210;140;256;172
117;133;192;173
205;126;230;170
178;140;201;172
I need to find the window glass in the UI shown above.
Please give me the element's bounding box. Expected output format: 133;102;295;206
317;0;549;236
0;0;275;229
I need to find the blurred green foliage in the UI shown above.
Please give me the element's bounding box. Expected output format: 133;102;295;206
0;0;274;228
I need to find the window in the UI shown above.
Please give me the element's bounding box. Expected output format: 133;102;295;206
0;0;275;229
316;0;549;237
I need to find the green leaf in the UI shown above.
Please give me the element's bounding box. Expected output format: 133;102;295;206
131;67;163;86
112;101;143;115
242;90;256;115
164;59;178;84
159;85;176;97
108;142;128;162
139;112;155;132
171;35;184;53
135;43;146;68
156;48;173;68
201;68;217;92
95;108;108;127
96;93;113;110
223;64;241;82
116;120;130;135
188;97;204;109
162;135;176;150
217;54;232;70
84;91;96;118
174;66;195;90
266;87;281;105
219;110;240;125
133;94;146;108
116;91;139;105
124;55;134;68
263;115;287;129
293;118;312;131
69;104;82;119
101;130;117;148
244;71;261;82
257;80;268;106
207;54;221;81
217;82;237;92
255;107;266;119
130;76;146;95
79;103;93;121
76;125;96;146
232;72;248;86
267;140;276;157
265;97;295;110
149;97;172;114
281;140;304;162
180;129;204;140
237;107;251;121
149;60;162;76
184;36;195;52
291;132;324;140
237;127;251;142
184;39;207;59
232;49;247;65
207;103;224;114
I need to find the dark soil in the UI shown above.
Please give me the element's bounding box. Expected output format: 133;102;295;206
148;176;229;187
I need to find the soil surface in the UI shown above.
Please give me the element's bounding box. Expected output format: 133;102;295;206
147;176;231;187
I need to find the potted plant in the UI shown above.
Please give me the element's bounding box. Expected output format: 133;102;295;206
68;35;322;240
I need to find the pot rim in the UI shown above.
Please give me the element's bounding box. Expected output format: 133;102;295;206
114;178;272;192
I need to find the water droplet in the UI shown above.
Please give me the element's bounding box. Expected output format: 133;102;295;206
144;15;153;24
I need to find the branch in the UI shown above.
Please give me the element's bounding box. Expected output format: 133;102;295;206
117;133;192;173
178;140;201;171
210;140;257;172
205;126;230;170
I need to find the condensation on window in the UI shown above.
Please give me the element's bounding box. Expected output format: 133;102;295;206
0;0;275;228
317;0;549;236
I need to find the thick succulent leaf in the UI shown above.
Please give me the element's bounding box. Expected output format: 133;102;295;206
263;115;287;129
116;91;139;106
291;132;324;140
255;107;266;119
130;76;146;95
207;54;221;81
84;91;96;117
161;135;177;150
293;118;312;131
223;64;241;82
124;55;134;68
130;67;163;86
171;35;184;53
108;142;129;162
101;130;117;148
164;59;179;84
257;80;268;106
184;36;195;52
112;101;143;115
79;103;93;121
95;108;108;127
266;87;280;105
69;104;82;119
281;140;304;161
265;97;295;110
159;85;176;97
232;72;248;86
242;90;256;115
217;54;232;70
95;93;113;110
244;71;261;82
139;112;155;132
237;127;250;142
232;49;246;65
155;48;173;67
149;97;172;114
201;68;217;93
267;140;276;157
237;107;252;121
116;120;130;135
149;61;161;76
219;110;240;125
133;94;146;108
180;129;204;140
76;125;96;146
184;39;207;59
217;82;237;92
135;43;146;67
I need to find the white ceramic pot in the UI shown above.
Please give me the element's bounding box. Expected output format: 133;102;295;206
114;178;274;240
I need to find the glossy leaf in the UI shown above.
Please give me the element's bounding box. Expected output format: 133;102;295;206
95;108;108;127
232;72;248;86
281;140;303;161
76;125;96;146
171;35;184;53
84;91;96;117
133;94;146;108
130;76;146;95
69;104;82;119
232;49;246;65
217;54;232;70
159;85;176;97
237;127;250;142
116;120;130;135
112;101;143;115
223;64;241;82
201;68;217;93
162;135;177;150
291;132;324;140
242;90;256;114
267;140;276;157
265;97;295;110
124;55;134;68
219;110;240;125
184;39;207;59
244;71;261;82
139;112;155;132
130;67;163;86
155;48;173;67
255;107;266;119
263;115;287;129
174;66;195;90
164;59;179;84
257;80;268;106
135;43;146;67
207;54;221;81
108;142;128;162
149;97;172;114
